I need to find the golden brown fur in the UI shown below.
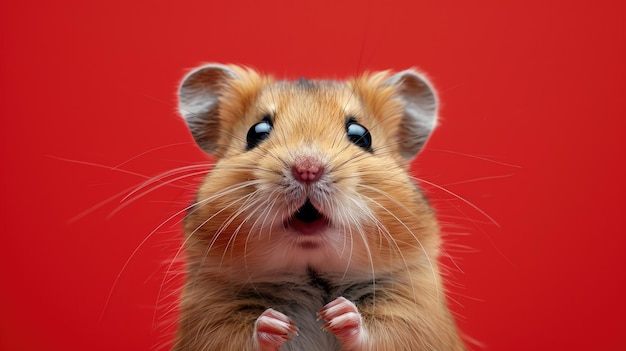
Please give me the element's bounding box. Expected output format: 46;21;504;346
172;64;465;350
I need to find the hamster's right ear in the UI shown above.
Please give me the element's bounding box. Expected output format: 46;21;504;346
178;64;239;155
385;70;438;160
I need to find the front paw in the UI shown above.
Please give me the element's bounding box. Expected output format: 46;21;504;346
318;297;366;349
254;308;298;351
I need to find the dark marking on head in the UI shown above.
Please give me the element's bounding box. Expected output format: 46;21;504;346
296;77;314;89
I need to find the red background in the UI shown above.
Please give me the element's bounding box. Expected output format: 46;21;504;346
1;1;625;350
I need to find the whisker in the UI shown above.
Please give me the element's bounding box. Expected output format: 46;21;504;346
219;191;268;268
153;181;262;319
47;155;159;179
442;173;514;187
258;189;282;236
356;185;440;301
427;148;522;169
244;194;281;275
413;176;501;228
119;164;213;200
100;199;197;321
118;162;270;205
110;168;212;218
111;163;273;219
110;142;196;170
48;156;196;223
359;182;468;289
184;191;257;297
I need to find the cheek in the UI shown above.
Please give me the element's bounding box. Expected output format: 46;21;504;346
254;157;303;213
192;161;260;223
197;170;250;204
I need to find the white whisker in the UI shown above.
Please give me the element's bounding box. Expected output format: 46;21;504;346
414;176;500;228
427;148;522;168
357;185;440;301
111;169;211;218
443;173;514;187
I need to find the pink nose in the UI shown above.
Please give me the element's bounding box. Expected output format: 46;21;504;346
291;157;324;184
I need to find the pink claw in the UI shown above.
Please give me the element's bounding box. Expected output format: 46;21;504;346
255;308;298;351
318;297;366;348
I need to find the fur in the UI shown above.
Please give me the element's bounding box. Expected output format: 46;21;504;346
172;64;465;351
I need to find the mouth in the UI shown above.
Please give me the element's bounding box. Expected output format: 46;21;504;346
287;199;329;236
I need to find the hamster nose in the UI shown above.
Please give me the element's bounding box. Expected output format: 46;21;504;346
291;157;324;184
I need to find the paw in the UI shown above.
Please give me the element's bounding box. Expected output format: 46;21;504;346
318;297;366;348
254;308;298;351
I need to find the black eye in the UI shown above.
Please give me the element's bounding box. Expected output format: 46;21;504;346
246;115;273;150
346;118;372;152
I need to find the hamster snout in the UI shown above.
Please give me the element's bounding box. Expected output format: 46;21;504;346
291;154;324;184
284;150;333;241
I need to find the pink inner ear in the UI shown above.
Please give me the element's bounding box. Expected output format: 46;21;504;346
178;65;238;154
179;64;237;119
386;71;439;159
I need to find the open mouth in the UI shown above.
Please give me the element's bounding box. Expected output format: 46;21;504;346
288;199;328;235
295;199;323;223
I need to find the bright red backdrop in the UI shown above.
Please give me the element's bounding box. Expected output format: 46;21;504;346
1;1;625;350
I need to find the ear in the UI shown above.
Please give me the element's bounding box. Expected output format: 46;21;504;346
386;70;438;159
178;64;239;154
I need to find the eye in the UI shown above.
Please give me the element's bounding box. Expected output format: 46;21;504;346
346;118;372;152
246;115;273;150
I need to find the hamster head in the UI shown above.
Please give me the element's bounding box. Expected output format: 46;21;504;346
178;64;441;280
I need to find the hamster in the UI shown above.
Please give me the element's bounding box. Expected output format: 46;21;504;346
171;64;466;351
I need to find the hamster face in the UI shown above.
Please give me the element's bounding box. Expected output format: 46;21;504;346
179;65;440;281
173;65;468;351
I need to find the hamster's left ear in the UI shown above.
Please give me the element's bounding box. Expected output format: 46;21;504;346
386;70;438;159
